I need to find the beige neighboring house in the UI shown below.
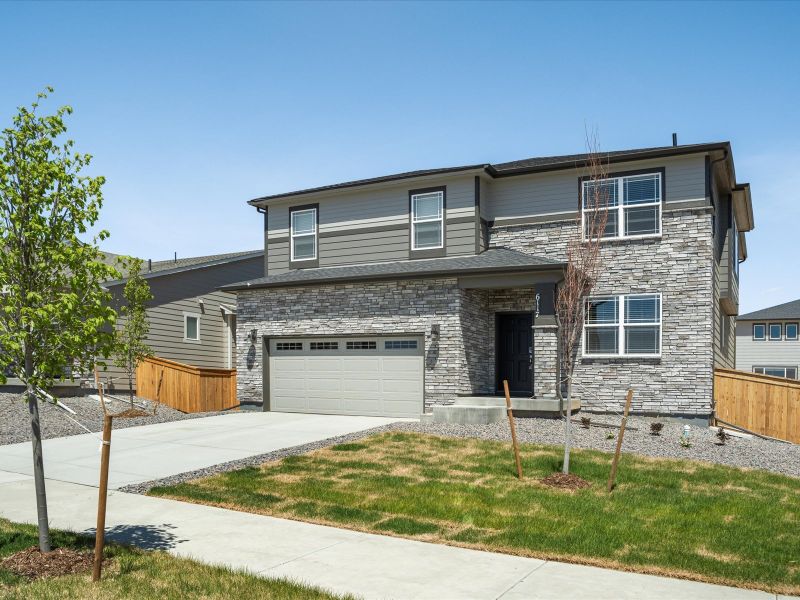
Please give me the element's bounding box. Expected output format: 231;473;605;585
736;299;800;379
96;249;264;391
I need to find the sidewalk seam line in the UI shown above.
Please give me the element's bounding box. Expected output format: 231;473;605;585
495;560;549;600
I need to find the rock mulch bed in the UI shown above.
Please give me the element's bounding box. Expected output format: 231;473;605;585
0;392;229;446
0;546;96;579
121;414;799;495
400;416;800;478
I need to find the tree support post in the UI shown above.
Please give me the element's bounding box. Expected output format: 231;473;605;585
607;389;633;492
93;414;113;581
503;380;523;479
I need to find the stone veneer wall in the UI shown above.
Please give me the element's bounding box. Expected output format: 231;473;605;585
236;278;497;410
491;207;715;416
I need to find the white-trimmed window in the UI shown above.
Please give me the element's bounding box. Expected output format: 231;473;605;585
754;366;798;379
411;191;444;250
290;207;317;261
769;323;782;340
582;172;662;240
753;323;766;340
584;294;662;357
184;313;200;342
786;323;798;341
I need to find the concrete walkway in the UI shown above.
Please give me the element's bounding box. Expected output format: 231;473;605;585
0;412;400;488
0;474;788;599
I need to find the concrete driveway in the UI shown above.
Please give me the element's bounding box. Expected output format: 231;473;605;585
0;412;399;489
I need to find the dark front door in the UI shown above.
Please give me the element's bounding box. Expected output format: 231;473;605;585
496;313;532;394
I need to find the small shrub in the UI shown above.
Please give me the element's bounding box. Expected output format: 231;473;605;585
650;422;664;436
680;436;692;448
606;432;615;440
580;417;591;429
716;427;731;445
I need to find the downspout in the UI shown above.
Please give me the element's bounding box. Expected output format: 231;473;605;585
707;149;728;425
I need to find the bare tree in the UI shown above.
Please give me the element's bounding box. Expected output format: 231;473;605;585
555;130;610;474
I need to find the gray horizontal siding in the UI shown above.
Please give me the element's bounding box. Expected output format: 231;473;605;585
266;175;478;271
735;320;800;372
485;154;708;221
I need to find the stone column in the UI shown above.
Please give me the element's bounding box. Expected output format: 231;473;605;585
532;281;559;399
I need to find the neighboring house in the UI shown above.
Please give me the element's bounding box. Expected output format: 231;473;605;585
96;250;264;391
223;142;753;420
736;299;800;379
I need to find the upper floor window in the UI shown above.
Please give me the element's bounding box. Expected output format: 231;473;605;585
753;323;766;340
184;313;200;342
411;191;444;250
290;207;317;261
787;323;799;340
584;293;661;357
769;323;782;340
582;172;662;240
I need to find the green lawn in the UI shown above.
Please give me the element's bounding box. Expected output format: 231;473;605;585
0;518;350;599
151;431;800;595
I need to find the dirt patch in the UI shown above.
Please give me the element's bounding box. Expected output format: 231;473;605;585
1;546;96;580
113;408;152;419
695;545;742;563
539;473;591;490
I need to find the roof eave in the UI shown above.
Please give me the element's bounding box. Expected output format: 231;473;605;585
221;261;566;292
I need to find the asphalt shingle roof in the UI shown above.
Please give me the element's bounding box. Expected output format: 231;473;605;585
738;299;800;321
221;248;563;291
102;250;263;286
249;142;730;204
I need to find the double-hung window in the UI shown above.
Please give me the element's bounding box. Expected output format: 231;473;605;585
584;294;662;357
290;207;317;262
582;172;662;240
411;190;444;250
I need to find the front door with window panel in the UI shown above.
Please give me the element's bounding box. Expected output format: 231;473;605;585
496;314;532;394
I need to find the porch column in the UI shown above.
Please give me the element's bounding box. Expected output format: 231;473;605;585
532;281;558;399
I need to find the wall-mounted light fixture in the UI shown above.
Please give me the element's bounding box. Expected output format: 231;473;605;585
430;324;440;336
248;329;258;343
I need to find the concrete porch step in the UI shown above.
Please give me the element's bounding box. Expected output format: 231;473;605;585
422;396;582;425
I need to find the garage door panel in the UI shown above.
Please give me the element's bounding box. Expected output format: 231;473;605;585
269;336;423;418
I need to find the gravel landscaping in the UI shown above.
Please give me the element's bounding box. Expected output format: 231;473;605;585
121;413;799;495
0;391;229;446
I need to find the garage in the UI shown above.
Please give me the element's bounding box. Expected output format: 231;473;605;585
267;336;424;418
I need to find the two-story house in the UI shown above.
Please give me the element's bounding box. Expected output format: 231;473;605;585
736;299;800;379
224;142;753;421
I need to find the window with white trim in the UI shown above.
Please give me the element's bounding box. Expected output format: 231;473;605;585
753;323;766;340
582;172;662;240
184;313;200;341
769;323;782;340
754;366;798;379
411;191;444;250
290;207;317;261
584;294;661;357
786;323;798;341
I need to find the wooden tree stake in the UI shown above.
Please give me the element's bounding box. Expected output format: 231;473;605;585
607;389;633;492
93;414;113;582
503;380;523;479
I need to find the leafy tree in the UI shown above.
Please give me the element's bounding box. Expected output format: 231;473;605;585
0;89;118;551
114;257;153;407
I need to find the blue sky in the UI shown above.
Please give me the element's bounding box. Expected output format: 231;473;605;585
1;1;798;313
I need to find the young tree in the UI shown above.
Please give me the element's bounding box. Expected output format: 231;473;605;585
114;257;153;407
0;89;118;551
555;131;609;474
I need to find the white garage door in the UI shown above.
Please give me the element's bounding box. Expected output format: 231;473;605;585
268;336;424;418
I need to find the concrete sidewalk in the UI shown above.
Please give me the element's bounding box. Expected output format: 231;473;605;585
0;474;786;600
0;412;399;488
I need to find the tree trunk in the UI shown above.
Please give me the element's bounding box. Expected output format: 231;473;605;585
562;378;573;474
25;348;51;552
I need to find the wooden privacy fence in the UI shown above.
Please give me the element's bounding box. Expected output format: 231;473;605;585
714;368;800;444
136;356;238;413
